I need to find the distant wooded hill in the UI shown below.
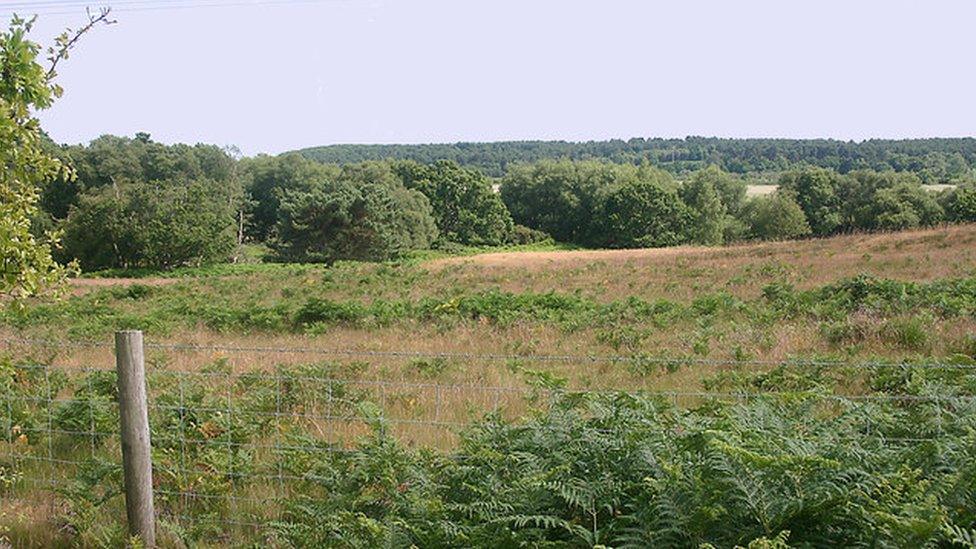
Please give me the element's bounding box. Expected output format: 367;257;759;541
295;137;976;181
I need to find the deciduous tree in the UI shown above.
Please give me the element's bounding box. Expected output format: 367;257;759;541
0;13;111;301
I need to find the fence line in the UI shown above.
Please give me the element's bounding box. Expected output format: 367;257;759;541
5;335;976;370
5;364;976;404
1;332;974;545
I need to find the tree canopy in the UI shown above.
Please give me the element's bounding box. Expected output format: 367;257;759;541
941;184;976;223
742;192;812;241
59;178;240;270
0;16;76;302
239;153;339;242
271;162;438;263
297;137;976;182
26;128;976;275
45;134;236;220
46;135;244;271
393;160;514;246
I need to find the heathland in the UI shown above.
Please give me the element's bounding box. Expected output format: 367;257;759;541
4;12;976;548
3;225;976;546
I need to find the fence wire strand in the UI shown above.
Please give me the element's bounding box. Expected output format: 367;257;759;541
2;335;975;539
5;335;976;370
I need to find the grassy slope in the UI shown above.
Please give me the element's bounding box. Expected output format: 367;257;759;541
2;224;975;393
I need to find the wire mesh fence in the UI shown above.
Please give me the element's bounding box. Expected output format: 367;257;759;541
1;334;974;542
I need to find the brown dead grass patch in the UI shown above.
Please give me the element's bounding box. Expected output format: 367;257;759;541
425;224;976;302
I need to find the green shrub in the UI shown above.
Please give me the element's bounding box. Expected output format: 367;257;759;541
507;224;552;246
741;192;812;241
270;390;976;547
295;298;367;327
820;319;870;347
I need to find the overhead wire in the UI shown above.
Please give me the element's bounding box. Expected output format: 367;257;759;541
0;0;348;18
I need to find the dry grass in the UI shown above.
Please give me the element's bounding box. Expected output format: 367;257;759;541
3;226;976;546
426;224;976;302
9;224;976;396
4;225;976;434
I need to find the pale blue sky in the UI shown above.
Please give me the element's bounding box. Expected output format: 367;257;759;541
15;0;976;155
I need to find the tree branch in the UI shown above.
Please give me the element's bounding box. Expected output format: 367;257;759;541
46;6;116;81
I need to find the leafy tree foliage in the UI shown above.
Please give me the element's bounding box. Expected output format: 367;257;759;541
499;160;600;244
681;170;728;245
28;133;244;271
602;176;690;248
59;179;240;270
864;183;944;231
687;164;747;215
942;184;976;223
0;17;75;302
297;137;976;181
776;167;950;236
393;160;514;246
44;134;236;219
500;161;682;247
841;169;923;230
239;153;339;242
272;162;437;263
741;192;812;241
777;168;845;236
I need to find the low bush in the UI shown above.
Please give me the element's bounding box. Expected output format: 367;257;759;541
507;224;552;246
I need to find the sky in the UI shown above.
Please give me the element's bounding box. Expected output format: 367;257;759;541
12;0;976;155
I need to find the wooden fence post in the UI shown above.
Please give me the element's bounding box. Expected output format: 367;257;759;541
115;330;156;547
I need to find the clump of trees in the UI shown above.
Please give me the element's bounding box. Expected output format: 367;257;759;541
500;161;746;248
393;160;513;246
740;192;811;241
32;133;976;273
298;136;976;180
601;175;690;248
500;161;975;248
43;135;243;270
238;153;339;242
43;134;236;219
271;162;438;263
59;179;240;270
500;161;703;248
245;157;542;263
942;184;976;223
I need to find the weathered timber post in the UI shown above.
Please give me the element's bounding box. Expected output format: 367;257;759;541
115;330;156;547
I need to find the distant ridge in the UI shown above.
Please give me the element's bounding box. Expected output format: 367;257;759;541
293;137;976;180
